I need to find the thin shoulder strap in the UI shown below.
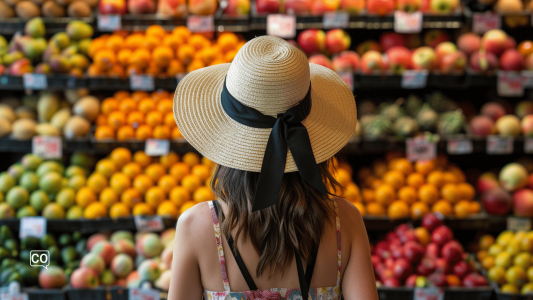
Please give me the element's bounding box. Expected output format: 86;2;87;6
208;201;231;292
334;199;341;286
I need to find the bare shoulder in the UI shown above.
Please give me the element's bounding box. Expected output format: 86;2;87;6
175;202;213;246
335;198;363;226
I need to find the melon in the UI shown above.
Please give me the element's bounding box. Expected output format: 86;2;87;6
12;118;37;140
0;104;15;122
63;116;90;139
73;96;99;121
0;118;12;138
36;123;61;136
50;108;71;130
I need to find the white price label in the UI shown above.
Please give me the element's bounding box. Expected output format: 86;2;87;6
498;72;524;97
525;138;533;154
507;217;532;231
187;15;214;33
406;137;436;162
23;74;47;90
134;216;165;232
267;14;296;39
145;138;170;156
447;139;473;154
19;217;46;239
32;136;61;159
402;70;428;89
130;74;155;91
521;70;533;88
472;13;500;34
487;136;513;154
338;72;354;91
0;294;28;300
323;12;350;29
97;15;122;32
414;287;444;300
394;11;422;34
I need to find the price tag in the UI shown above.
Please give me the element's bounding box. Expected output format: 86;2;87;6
498;72;524;97
130;74;154;91
521;70;533;88
394;11;422;34
525;138;533;154
97;15;122;32
0;294;28;300
19;217;46;239
187;15;214;33
23;74;47;90
32;136;61;159
402;70;428;89
323;12;350;29
507;217;532;231
472;13;500;34
134;216;165;232
447;138;473;154
145;139;170;156
406;137;436;162
267;14;296;39
414;287;444;300
338;72;354;91
487;136;513;154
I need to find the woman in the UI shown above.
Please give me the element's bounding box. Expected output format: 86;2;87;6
169;36;377;300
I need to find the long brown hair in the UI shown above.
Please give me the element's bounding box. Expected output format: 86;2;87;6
210;158;342;277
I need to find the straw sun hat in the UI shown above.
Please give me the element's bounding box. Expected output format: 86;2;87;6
173;36;357;175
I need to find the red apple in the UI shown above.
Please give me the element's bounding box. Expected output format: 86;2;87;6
297;29;326;54
385;257;395;269
391;244;405;259
513;189;533;217
428;272;448;287
469;51;498;73
481;102;506;121
435;41;457;61
470;115;494;137
424;30;450;48
499;49;524;71
441;241;463;264
308;54;332;69
361;50;384;74
452;261;471;279
325;29;351;54
482;187;512;216
431;225;453;246
405;274;418;287
403;241;424;263
129;0;156;14
284;0;311;14
311;0;340;14
411;47;437;71
477;172;500;194
371;255;382;268
340;0;365;14
440;51;466;74
367;0;394;15
99;0;127;14
375;240;391;259
224;0;251;15
356;40;381;56
422;213;443;232
417;257;437;276
386;231;399;241
425;243;439;258
380;32;406;52
504;36;516;50
482;29;508;56
9;59;33;76
435;258;452;274
256;0;279;13
383;277;401;287
392;258;413;280
386;46;411;74
457;33;480;55
462;273;487;287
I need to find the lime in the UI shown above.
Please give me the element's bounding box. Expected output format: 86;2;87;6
36;161;64;177
56;188;75;209
19;172;39;192
68;175;86;191
65;166;86;178
42;203;65;219
21;154;43;171
8;164;25;181
0;173;15;194
6;186;29;209
16;206;37;218
66;205;83;220
29;190;51;212
39;172;63;195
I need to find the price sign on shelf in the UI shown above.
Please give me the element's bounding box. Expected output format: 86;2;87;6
145;139;170;156
97;15;122;32
134;216;164;232
267;14;296;39
401;70;428;89
406;137;436;162
187;15;214;33
521;70;533;88
498;72;524;97
507;217;532;231
23;73;47;90
394;11;422;34
525;138;533;154
32;136;61;159
19;217;46;239
487;136;513;154
447;138;473;155
414;287;444;300
0;293;28;300
337;72;354;91
472;13;500;34
130;74;155;91
323;12;350;29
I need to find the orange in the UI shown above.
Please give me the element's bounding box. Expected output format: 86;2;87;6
126;65;142;76
138;98;156;114
411;202;429;219
157;99;173;114
83;202;107;219
418;184;439;205
145;163;166;182
163;35;184;50
217;32;239;52
99;187;118;208
135;125;152;140
192;165;211;181
414;227;430;245
398;186;417;204
457;182;475;201
107;111;126;129
114;91;130;100
132;203;155;216
120;188;142;208
94;49;116;71
117;49;133;67
335;168;352;187
344;182;361;202
454;200;471;218
199;47;219;65
169;186;191;207
157;201;178;218
169;163;190;181
127;112;144;129
382;170;404;189
372;160;388;178
153;46;174;68
129;49;151;70
145;186;165;208
193;186;214;202
87;173;108;193
133;174;154;194
158;175;177;194
153;125;171;139
109;202;130;218
432;200;453;217
164;112;175;127
101;97;119;114
111;148;132;168
201;157;215;169
182;152;200;167
358;167;372;181
172;127;183;139
95;159;117;178
142;35;160;51
481;256;495;270
106;35;124;52
446;275;461;287
160;152;179;168
122;162;142;178
181;174;202;192
407;173;425;188
133;151;151;168
95;126;115;140
479;235;495;250
151;90;170;100
366;202;386;216
177;44;195;65
448;166;466;182
477;250;488;262
427;171;445;188
87;64;104;77
119;98;137;113
96;115;107;126
76;187;97;208
145;61;161;76
125;34;144;49
362;189;375;203
186;59;206;73
415;160;435;175
441;183;460;203
210;58;227;66
107;65;125;78
352;202;366;216
172;26;191;40
388;200;409;220
393;158;413;175
179;201;196;215
225;50;238;62
146;111;163;127
146;25;167;39
131;91;150;101
88;38;106;58
189;34;210;51
117;126;135;141
469;201;481;214
375;184;395;206
166;59;185;76
110;173;131;194
442;172;459;184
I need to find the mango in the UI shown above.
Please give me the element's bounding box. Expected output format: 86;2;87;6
69;54;89;70
43;44;60;62
37;92;60;122
0;36;8;55
2;51;24;66
61;45;78;57
78;39;91;55
35;62;51;74
50;32;70;50
49;55;71;73
66;21;93;41
25;17;46;38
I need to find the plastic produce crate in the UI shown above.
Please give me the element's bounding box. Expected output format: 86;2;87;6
25;289;67;300
65;287;107;300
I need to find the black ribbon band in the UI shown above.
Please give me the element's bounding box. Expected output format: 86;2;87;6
221;78;328;211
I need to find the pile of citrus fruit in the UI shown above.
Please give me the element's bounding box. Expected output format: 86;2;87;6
357;152;480;220
94;90;181;141
477;231;533;295
87;25;245;78
330;159;366;216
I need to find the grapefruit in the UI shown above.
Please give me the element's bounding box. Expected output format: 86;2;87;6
39;172;63;195
42;203;65;219
68;175;86;191
29;190;51;211
66;205;83;220
16;205;37;218
19;172;39;192
21;154;43;171
56;188;76;209
6;186;29;209
65;166;87;178
0;173;15;193
36;161;64;177
8;164;26;181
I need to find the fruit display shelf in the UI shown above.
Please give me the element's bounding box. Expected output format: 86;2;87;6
0;15;94;35
0;75;87;91
376;286;493;300
115;14;250;32
20;287;168;300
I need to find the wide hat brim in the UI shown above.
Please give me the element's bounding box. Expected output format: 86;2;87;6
173;63;357;173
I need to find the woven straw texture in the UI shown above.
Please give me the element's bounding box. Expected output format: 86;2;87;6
173;36;357;173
